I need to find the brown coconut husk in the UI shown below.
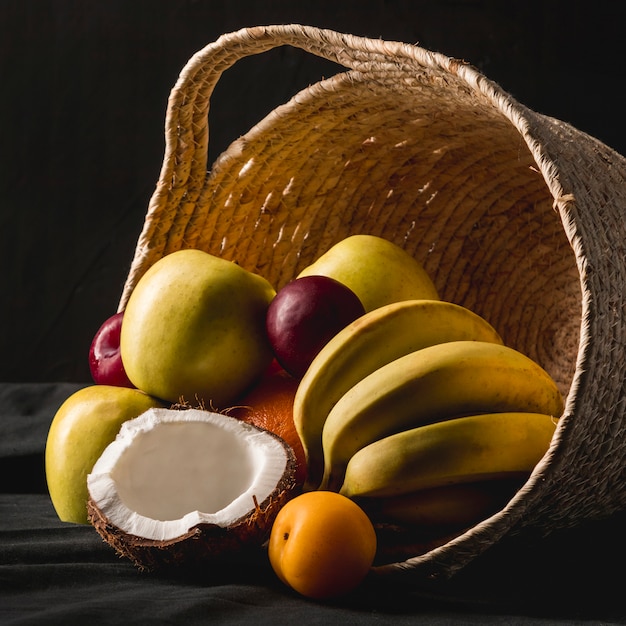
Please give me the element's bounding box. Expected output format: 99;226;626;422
87;414;298;572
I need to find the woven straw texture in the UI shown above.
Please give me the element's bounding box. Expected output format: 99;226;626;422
119;25;626;583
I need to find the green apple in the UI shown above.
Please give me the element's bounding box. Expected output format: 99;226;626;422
297;235;439;312
120;249;276;407
45;385;163;524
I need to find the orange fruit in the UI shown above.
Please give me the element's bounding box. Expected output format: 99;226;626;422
229;362;307;485
268;491;377;599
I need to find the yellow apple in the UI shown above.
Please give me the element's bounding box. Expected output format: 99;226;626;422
120;249;276;407
45;385;163;524
297;235;439;312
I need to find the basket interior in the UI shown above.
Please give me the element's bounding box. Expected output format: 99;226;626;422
179;66;580;400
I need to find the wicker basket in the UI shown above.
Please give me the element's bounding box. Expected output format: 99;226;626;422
118;25;626;583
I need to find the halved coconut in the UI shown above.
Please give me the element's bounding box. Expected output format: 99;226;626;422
86;407;297;570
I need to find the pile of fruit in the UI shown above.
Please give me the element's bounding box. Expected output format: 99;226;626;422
45;234;563;600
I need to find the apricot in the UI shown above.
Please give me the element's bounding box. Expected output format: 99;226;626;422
268;491;377;600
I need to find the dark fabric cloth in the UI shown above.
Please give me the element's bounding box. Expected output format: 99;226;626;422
2;382;626;624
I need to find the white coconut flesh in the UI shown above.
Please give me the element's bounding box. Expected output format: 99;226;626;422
87;408;294;542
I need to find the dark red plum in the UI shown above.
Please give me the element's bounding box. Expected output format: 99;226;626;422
266;276;365;379
89;312;135;388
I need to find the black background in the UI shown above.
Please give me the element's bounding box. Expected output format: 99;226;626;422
3;0;625;383
3;5;626;620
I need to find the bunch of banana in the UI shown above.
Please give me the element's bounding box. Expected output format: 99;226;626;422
293;299;505;490
319;340;563;492
293;298;564;531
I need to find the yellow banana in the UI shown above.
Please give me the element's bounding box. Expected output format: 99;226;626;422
358;478;526;529
321;341;564;491
339;412;557;499
293;300;503;490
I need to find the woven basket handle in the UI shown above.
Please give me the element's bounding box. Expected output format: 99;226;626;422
121;25;477;309
154;25;453;209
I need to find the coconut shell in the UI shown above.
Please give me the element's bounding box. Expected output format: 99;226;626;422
87;425;299;571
